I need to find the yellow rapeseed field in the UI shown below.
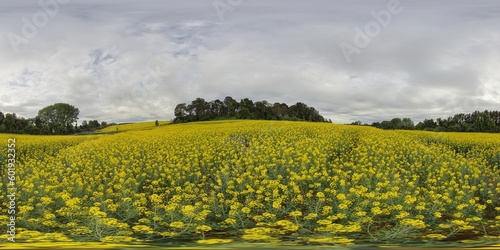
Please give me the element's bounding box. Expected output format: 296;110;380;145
0;120;499;245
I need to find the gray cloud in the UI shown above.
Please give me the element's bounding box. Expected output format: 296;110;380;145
1;0;499;124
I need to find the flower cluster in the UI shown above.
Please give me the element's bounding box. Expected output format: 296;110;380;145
0;120;499;244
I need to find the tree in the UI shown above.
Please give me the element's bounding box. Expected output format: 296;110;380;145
2;113;17;132
390;118;403;129
155;120;159;126
422;119;436;129
173;97;327;124
475;111;495;132
223;96;239;117
240;98;255;117
0;111;4;126
209;99;223;119
237;107;251;119
490;111;500;129
38;103;79;134
255;101;271;119
88;120;100;129
15;117;29;133
80;120;89;130
273;102;285;120
380;120;391;129
402;118;414;130
34;116;43;129
191;98;210;121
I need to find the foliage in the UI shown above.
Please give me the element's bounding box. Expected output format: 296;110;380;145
373;110;500;133
0;120;499;244
37;103;80;134
0;104;110;135
173;96;330;123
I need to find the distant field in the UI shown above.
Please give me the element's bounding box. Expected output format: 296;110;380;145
97;120;171;133
0;120;499;247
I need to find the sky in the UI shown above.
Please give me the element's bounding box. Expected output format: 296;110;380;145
1;0;499;124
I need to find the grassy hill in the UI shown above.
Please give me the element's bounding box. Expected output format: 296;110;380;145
97;120;171;133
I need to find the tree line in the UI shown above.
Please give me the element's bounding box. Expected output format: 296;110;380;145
0;103;111;135
368;110;500;132
174;96;331;123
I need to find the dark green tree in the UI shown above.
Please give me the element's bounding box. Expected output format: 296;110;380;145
2;113;17;132
88;120;100;129
224;96;239;117
255;101;271;119
402;118;414;130
390;118;403;129
240;98;255;117
173;97;327;124
475;111;496;132
209;99;223;119
237;107;251;119
191;98;210;121
174;103;188;122
273;102;285;120
80;120;89;130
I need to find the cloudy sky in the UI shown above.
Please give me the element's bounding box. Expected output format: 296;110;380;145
1;0;499;124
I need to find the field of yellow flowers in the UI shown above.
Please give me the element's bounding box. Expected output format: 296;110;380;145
0;120;499;245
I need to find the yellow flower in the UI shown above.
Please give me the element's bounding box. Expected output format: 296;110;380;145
181;205;196;217
241;207;251;214
197;238;233;244
263;212;275;219
338;203;349;210
289;211;302;217
424;234;446;240
304;213;318;220
89;206;107;218
43;213;56;220
336;193;346;200
224;218;237;225
132;225;154;234
400;218;426;229
40;197;53;205
170;221;185;229
356;211;367;217
317;219;332;225
196;225;212;232
396;211;409;219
